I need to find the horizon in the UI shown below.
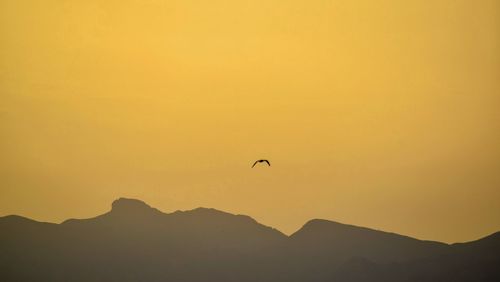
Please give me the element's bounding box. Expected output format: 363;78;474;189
2;196;498;244
1;0;500;244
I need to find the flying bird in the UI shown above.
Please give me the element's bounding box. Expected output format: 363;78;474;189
252;159;271;168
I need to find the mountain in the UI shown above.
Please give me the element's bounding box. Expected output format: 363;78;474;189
286;219;448;281
290;219;447;262
0;198;499;282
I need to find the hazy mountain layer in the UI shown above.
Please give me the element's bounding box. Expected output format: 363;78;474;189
1;198;499;282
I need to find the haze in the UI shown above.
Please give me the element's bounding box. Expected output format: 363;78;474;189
1;0;499;243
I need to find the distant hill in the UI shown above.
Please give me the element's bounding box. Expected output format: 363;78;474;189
1;198;499;281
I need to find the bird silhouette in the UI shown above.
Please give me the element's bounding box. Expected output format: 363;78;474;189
252;159;271;168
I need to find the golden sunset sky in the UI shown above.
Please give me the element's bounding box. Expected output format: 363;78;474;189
1;0;499;243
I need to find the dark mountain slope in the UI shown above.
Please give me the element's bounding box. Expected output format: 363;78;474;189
0;198;287;282
61;198;286;252
285;219;448;281
290;219;447;263
339;231;500;282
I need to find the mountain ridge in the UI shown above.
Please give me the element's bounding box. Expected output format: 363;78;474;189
2;198;495;244
1;198;499;282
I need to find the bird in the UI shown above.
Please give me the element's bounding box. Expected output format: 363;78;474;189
252;159;271;168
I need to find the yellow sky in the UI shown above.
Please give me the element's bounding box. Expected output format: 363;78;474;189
1;0;499;243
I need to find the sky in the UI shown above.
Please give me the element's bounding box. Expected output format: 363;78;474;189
1;0;499;243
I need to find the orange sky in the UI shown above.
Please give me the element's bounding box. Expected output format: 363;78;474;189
1;0;499;243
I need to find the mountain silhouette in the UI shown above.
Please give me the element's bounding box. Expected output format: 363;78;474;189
1;198;499;281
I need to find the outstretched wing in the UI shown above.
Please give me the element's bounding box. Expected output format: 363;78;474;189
264;160;271;166
252;160;259;168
